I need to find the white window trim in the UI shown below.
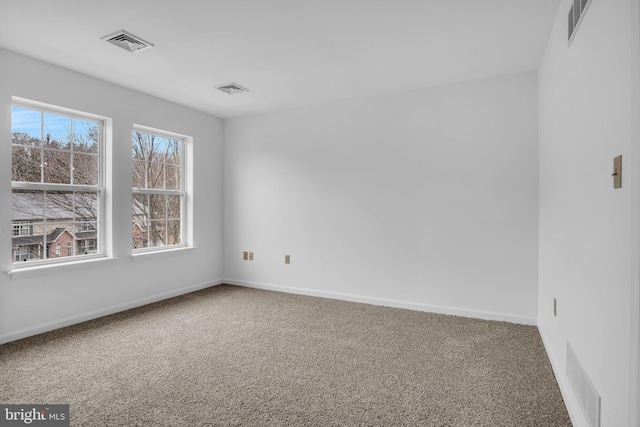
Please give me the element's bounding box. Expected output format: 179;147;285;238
10;97;111;272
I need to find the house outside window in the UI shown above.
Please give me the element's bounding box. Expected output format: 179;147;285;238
11;100;104;265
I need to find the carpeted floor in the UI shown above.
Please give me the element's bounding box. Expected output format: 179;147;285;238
0;284;571;426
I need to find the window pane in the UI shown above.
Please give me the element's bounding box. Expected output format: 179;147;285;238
73;119;99;154
12;190;45;263
43;224;75;259
44;191;74;220
165;164;181;190
12;130;41;147
132;193;149;249
73;153;99;185
43;149;71;184
76;221;97;255
133;192;148;216
165;139;182;165
11;107;41;143
12;146;41;182
43;112;71;149
167;220;181;245
147;162;164;189
167;195;181;220
133;220;148;249
13;190;44;222
13;241;43;262
148;220;167;247
151;137;167;164
74;192;98;223
133;131;153;161
44;222;75;259
132;160;146;188
149;194;166;220
32;222;47;238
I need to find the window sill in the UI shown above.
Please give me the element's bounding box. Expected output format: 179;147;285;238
7;256;118;280
131;246;197;262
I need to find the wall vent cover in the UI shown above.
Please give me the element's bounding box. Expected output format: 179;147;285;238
215;83;249;95
567;342;601;427
102;30;154;53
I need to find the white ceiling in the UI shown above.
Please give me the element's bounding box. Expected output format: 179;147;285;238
0;0;560;118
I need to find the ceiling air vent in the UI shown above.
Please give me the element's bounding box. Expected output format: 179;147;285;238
102;30;154;53
568;0;593;42
215;83;249;95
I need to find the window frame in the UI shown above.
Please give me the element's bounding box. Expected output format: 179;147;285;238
131;125;188;253
12;223;33;237
10;99;107;268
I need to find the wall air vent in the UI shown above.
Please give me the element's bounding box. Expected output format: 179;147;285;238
215;83;249;95
102;30;154;53
567;342;601;427
568;0;593;42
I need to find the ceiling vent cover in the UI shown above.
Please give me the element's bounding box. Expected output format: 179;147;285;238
102;30;154;52
215;83;249;95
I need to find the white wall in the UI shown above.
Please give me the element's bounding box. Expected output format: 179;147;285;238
224;71;539;324
0;49;224;343
538;0;636;426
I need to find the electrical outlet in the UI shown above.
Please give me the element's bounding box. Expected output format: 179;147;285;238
553;298;557;317
249;252;254;261
285;255;290;264
243;251;248;260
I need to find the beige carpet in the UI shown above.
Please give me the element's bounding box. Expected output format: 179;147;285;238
0;284;571;426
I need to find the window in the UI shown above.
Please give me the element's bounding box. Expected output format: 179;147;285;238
132;127;186;251
12;223;33;236
78;239;97;254
11;101;104;265
77;223;93;232
14;247;32;262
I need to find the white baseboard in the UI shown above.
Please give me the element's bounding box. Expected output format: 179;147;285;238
0;279;224;345
537;322;586;427
221;278;537;326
